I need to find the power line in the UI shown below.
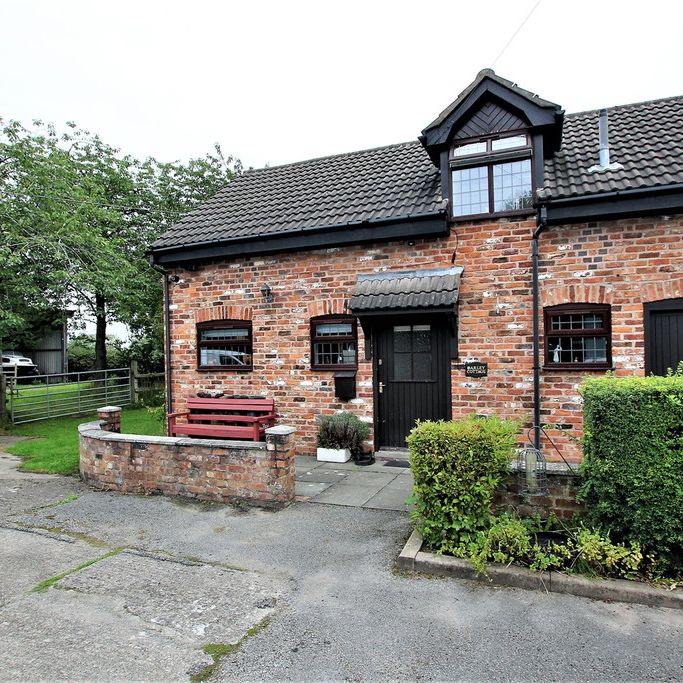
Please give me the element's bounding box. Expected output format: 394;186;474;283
491;0;543;69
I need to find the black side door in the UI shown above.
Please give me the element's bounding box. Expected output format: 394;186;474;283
374;318;451;449
644;298;683;375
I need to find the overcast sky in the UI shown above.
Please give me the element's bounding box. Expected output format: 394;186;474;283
2;0;682;171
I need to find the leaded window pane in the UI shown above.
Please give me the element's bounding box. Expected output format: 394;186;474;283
315;322;353;336
491;135;527;151
200;328;249;341
452;166;489;216
452;141;487;157
492;159;532;212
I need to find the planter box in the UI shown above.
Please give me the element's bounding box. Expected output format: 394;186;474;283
317;447;351;463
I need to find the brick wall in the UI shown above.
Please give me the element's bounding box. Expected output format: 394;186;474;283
79;409;296;508
166;214;683;462
537;216;683;459
496;464;584;520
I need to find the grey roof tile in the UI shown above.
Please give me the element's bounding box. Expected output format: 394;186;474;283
152;94;683;253
348;267;462;312
542;96;683;200
152;141;444;250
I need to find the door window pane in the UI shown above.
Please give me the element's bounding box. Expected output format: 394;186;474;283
392;324;432;380
393;326;412;352
413;353;432;380
394;353;412;380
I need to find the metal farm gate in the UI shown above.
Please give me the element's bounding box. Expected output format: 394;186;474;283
8;368;132;424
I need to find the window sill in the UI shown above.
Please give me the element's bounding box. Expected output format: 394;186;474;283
197;366;253;373
450;208;535;223
311;365;358;372
542;365;613;372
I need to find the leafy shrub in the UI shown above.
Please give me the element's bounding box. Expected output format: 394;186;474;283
467;517;643;579
406;416;517;553
578;373;683;577
316;412;370;456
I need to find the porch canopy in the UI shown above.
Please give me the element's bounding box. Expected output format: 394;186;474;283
348;266;462;359
348;267;462;315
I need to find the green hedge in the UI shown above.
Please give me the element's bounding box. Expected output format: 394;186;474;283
407;416;517;553
579;374;683;576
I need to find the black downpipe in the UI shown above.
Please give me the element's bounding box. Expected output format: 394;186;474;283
150;260;173;435
532;205;548;452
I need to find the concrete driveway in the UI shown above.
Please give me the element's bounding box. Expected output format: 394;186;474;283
0;448;682;682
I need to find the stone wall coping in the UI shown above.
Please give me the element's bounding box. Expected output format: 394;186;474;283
97;406;123;414
78;422;267;450
265;426;296;436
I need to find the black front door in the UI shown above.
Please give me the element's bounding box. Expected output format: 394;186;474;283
374;319;452;448
645;298;683;375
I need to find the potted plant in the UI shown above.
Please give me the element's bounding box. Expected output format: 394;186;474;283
316;412;370;463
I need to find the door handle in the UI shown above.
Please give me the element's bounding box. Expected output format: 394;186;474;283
378;381;384;394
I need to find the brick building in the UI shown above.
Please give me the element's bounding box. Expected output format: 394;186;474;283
150;70;683;462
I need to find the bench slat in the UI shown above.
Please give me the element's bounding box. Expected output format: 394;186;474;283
170;397;276;442
172;424;261;438
187;413;274;423
187;399;274;408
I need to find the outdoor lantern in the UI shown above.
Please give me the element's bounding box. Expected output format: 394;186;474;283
260;284;274;302
516;446;548;496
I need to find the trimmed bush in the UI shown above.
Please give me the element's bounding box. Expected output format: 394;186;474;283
579;374;683;577
316;412;369;456
407;416;517;553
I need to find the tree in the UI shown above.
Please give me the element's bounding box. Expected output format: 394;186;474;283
0;118;241;369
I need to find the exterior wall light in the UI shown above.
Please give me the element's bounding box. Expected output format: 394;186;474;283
260;284;274;302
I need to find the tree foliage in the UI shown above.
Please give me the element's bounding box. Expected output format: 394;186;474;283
0;118;240;368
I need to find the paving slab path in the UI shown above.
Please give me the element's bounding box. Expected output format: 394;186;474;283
295;454;413;510
0;449;682;682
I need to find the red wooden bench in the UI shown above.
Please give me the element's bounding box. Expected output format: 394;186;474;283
168;397;276;442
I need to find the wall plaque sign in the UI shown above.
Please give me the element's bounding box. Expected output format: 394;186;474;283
465;362;488;378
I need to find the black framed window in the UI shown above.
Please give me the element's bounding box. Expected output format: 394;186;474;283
311;316;357;369
544;304;611;370
450;134;533;218
197;320;253;370
393;324;432;381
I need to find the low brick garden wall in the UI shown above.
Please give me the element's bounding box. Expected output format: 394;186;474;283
79;407;296;508
496;462;584;519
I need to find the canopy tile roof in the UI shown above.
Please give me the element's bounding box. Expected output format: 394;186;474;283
348;267;462;312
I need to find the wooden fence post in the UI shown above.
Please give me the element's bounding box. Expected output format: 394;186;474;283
131;360;139;405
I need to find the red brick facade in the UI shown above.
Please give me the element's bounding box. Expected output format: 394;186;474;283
166;214;683;462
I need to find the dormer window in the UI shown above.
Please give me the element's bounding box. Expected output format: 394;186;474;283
450;134;533;218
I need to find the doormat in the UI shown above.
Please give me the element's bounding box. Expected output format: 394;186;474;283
383;460;410;468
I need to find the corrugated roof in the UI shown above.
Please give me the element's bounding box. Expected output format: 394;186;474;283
152;141;444;250
348;267;462;312
542;96;683;200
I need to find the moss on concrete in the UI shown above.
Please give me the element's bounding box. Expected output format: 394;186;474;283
191;617;272;682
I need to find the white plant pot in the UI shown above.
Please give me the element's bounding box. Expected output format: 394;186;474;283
317;447;352;463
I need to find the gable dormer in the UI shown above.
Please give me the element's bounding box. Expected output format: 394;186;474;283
419;69;564;220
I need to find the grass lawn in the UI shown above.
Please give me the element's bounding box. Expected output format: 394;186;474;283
4;407;164;476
